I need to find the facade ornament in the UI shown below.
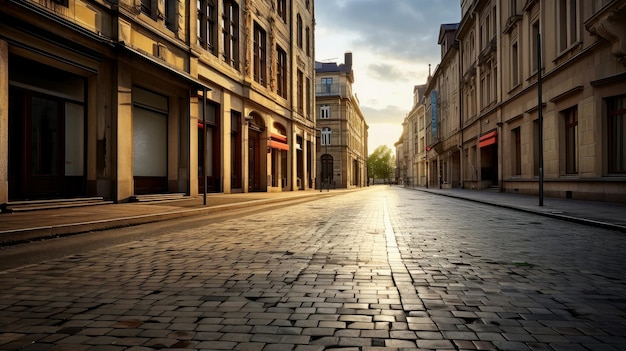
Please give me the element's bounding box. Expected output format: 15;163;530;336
586;4;626;65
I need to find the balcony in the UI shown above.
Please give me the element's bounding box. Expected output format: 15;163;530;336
316;83;352;98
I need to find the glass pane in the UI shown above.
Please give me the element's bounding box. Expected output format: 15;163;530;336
31;97;58;176
65;102;84;176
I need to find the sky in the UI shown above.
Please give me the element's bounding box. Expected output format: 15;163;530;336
314;0;461;156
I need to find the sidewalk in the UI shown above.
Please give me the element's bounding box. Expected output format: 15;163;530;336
0;190;339;245
1;186;625;246
413;186;626;233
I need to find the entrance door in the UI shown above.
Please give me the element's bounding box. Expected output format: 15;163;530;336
133;106;168;194
9;90;66;199
29;96;64;197
248;130;261;191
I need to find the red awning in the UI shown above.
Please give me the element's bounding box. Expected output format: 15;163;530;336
479;130;497;148
269;140;289;151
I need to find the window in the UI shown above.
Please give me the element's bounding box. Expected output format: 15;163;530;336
510;0;517;16
297;14;303;49
306;27;311;56
484;13;490;49
563;106;578;174
320;104;331;119
165;0;177;31
277;0;287;23
533;119;540;176
531;20;540;73
51;0;69;6
222;0;239;69
141;0;153;17
512;127;521;175
198;0;217;54
321;127;331;146
511;42;519;86
253;23;267;85
321;77;332;94
558;0;579;52
607;95;626;174
297;70;304;113
306;77;311;117
276;46;287;98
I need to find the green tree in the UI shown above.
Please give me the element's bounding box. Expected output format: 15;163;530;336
367;145;395;182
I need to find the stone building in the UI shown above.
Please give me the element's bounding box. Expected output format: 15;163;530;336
396;84;426;187
407;0;625;203
425;23;461;189
0;0;316;208
315;52;368;189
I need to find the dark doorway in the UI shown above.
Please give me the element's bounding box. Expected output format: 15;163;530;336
248;129;262;191
198;102;221;193
321;154;333;188
9;88;86;200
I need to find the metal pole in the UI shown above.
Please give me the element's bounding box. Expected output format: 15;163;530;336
537;32;544;206
202;88;207;206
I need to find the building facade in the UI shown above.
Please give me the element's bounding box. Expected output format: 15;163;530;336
396;84;426;187
0;0;316;208
405;0;625;203
425;23;461;189
315;52;368;189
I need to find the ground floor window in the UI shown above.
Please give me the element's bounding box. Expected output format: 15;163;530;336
607;95;626;174
563;106;578;174
8;57;86;200
512;127;522;176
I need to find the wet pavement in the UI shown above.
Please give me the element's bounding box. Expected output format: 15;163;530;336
0;186;625;350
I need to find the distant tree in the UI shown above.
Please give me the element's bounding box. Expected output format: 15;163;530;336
367;145;395;182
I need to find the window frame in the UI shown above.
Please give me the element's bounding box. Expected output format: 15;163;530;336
320;104;331;119
198;0;217;54
297;70;304;113
557;0;580;54
296;14;303;49
607;95;626;174
321;127;331;146
222;0;240;70
253;22;267;86
563;106;579;174
276;45;287;98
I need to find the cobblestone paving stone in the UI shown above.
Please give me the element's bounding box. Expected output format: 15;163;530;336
0;186;625;351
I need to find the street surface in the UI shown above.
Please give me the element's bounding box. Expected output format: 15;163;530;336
1;186;625;350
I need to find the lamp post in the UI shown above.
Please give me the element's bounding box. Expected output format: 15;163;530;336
537;29;544;206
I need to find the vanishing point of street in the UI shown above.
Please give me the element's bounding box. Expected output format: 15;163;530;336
1;187;625;351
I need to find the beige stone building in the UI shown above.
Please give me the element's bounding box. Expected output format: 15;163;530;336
396;84;426;187
0;0;316;208
315;52;368;189
409;0;625;203
425;23;461;189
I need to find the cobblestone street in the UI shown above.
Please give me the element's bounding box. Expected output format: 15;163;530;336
1;186;625;350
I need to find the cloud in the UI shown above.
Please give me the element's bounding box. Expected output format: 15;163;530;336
367;63;417;82
315;0;460;63
360;105;407;125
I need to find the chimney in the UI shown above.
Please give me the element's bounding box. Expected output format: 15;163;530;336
344;51;353;72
